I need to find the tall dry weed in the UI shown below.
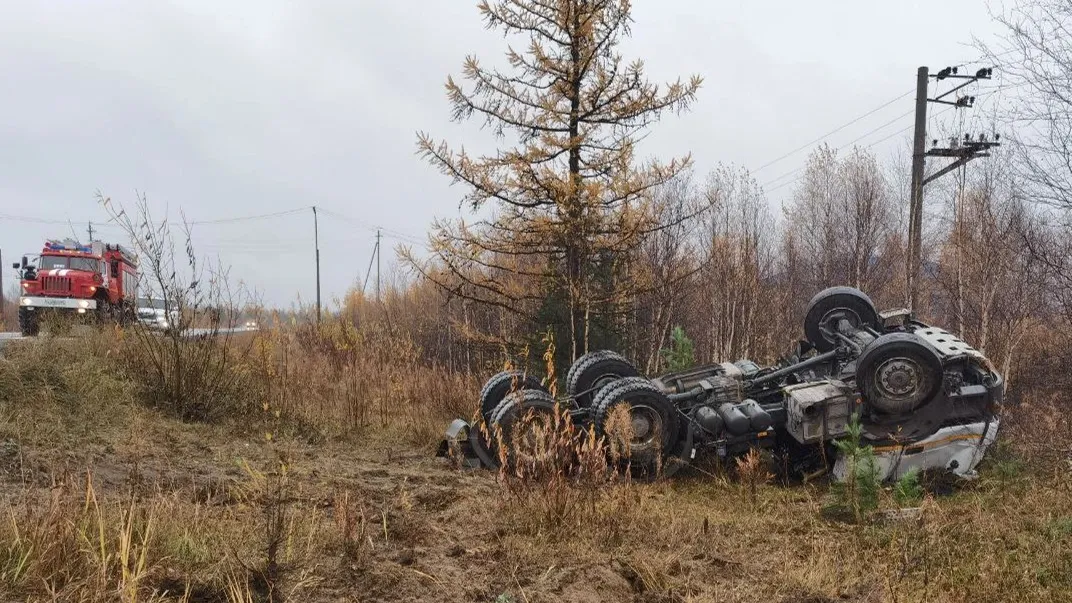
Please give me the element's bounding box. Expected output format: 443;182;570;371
243;314;476;447
0;471;159;602
493;332;622;534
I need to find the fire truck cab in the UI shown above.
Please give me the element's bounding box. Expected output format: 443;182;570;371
13;239;138;336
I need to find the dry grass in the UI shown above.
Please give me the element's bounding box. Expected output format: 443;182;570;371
0;325;1070;602
245;316;477;448
1;471;333;602
0;436;332;602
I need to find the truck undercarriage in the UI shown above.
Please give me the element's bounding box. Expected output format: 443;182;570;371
438;287;1004;483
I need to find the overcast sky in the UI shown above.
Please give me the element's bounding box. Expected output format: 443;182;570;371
0;1;1003;308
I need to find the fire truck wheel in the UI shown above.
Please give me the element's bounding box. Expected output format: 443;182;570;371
18;307;39;337
94;301;111;325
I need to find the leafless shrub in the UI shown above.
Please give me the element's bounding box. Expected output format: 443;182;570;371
98;192;256;422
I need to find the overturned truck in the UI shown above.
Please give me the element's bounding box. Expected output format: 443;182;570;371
439;287;1003;482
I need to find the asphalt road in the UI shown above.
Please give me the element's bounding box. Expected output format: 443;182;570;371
0;326;257;346
0;331;22;353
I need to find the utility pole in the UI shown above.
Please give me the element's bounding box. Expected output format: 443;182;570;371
908;66;929;314
375;228;381;302
906;64;998;313
313;206;321;324
0;248;4;326
87;221;95;242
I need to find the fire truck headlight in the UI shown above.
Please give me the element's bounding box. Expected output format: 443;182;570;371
21;282;28;289
77;308;86;314
21;298;31;305
88;286;96;293
78;300;90;309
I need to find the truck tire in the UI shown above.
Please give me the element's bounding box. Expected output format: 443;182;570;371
489;389;564;466
803;286;881;352
479;370;546;422
592;376;680;479
566;350;639;408
856;333;943;416
18;307;39;337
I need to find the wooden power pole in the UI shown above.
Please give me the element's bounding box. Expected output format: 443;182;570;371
313;206;321;324
906;64;998;313
908;66;929;314
375;228;381;302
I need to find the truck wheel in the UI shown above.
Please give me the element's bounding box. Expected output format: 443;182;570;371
94;299;113;326
489;389;565;466
593;377;680;479
18;307;39;337
803;286;881;352
566;350;639;408
479;370;546;422
856;333;943;416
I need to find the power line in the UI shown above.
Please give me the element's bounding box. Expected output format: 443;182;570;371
188;207;309;225
1;206;312;230
761;108;917;190
317;207;426;246
763;104;961;195
754;51;1024;196
0;212;122;228
753;88;915;173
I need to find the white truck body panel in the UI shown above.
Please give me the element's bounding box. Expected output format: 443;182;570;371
834;419;1000;482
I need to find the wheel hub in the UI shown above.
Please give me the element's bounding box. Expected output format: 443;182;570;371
631;414;652;439
872;357;930;413
880;360;918;395
626;404;661;451
593;374;619;391
513;411;553;450
819;308;861;344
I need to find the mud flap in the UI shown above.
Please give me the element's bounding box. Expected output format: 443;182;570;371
436;418;499;470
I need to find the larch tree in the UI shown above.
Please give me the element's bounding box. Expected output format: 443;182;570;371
412;0;702;361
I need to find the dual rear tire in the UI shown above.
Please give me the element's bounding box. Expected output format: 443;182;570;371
479;370;546;422
478;367;683;479
591;376;683;479
565;350;639;408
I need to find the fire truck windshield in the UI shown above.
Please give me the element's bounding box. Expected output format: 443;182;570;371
38;255;101;273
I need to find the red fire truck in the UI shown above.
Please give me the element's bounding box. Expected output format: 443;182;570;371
13;239;139;336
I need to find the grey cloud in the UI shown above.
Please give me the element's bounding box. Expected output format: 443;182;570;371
1;1;999;306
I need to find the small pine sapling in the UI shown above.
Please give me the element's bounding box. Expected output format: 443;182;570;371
893;468;924;507
830;413;881;522
660;326;695;372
